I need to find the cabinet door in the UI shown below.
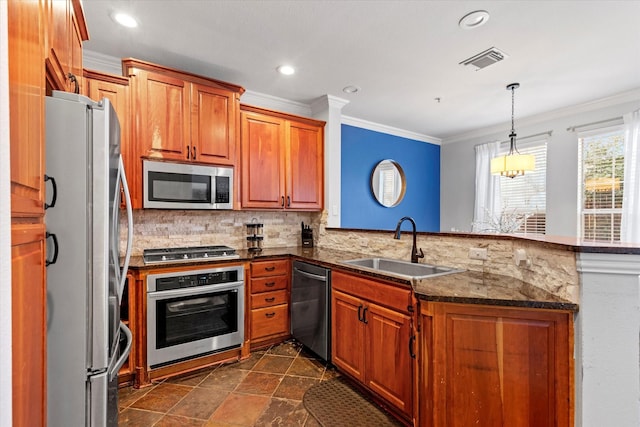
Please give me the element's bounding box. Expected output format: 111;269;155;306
133;70;190;161
68;4;83;92
191;83;237;165
286;120;324;210
331;290;366;382
12;223;47;427
366;302;414;417
428;303;572;427
240;111;286;209
9;0;45;218
44;0;70;91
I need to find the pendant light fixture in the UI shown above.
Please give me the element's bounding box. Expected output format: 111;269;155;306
491;83;535;178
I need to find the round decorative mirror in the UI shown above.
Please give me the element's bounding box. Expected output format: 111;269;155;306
370;159;406;207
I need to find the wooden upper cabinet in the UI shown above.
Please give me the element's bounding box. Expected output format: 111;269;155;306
420;302;574;427
124;58;243;165
9;0;46;218
241;110;286;209
287;120;324;210
45;0;88;93
240;105;325;211
191;83;237;165
135;69;191;161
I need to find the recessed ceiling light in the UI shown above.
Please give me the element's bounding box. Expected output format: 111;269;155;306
343;85;360;94
277;65;295;76
459;10;490;30
111;12;138;28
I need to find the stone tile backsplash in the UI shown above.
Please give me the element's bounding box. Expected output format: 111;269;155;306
120;209;322;255
121;209;579;303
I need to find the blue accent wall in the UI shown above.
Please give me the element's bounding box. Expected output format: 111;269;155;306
341;124;440;232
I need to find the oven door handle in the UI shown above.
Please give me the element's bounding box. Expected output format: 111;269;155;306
147;282;243;300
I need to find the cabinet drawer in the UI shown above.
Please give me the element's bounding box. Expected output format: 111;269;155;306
251;259;289;278
252;275;288;293
251;290;288;309
251;304;289;339
332;270;412;313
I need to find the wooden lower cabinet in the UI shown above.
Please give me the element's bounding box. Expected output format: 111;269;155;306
248;258;291;348
11;223;47;426
419;301;574;427
331;271;414;422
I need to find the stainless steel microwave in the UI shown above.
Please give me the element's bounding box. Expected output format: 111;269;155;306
143;160;233;209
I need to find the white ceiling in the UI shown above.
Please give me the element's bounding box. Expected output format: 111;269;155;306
82;0;640;141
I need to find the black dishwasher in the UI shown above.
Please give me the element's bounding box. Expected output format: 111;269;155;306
291;261;331;362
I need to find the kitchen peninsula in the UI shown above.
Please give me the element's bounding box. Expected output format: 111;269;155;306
122;221;640;426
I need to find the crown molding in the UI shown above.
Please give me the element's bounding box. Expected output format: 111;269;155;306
310;94;350;115
443;87;640;145
83;50;123;76
240;91;311;117
341;115;441;145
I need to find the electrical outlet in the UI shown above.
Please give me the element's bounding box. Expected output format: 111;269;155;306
468;247;488;260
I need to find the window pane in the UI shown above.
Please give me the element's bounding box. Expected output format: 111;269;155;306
578;128;624;242
498;141;547;235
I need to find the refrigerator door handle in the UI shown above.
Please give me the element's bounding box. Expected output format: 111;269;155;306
118;155;133;304
109;322;132;382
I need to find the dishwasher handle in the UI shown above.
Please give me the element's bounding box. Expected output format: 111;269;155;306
293;267;327;282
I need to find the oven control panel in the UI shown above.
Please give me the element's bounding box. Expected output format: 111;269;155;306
148;266;244;293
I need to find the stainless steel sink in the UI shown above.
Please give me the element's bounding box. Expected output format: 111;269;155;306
342;257;464;279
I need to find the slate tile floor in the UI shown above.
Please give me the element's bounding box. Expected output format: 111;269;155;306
118;341;339;426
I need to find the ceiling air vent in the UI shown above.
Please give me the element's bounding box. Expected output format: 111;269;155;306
460;47;509;70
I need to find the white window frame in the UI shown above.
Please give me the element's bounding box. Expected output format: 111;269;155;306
577;124;625;242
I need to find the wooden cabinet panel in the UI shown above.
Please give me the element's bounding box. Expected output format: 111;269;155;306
250;304;289;339
11;223;47;427
251;289;288;309
9;0;45;217
44;0;87;92
249;258;290;347
251;276;288;293
240;105;325;211
137;70;190;161
366;302;413;416
331;272;414;420
421;302;573;427
287;121;323;210
331;289;366;382
241;111;286;209
251;259;290;278
191;83;237;165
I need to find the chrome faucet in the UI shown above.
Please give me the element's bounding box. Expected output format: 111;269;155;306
393;216;424;263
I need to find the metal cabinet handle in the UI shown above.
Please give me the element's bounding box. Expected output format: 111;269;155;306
409;335;416;359
192;146;196;159
281;196;285;207
67;73;79;94
186;145;190;159
362;307;368;324
265;281;276;287
265;312;276;318
45;232;59;267
265;266;276;272
44;174;57;210
287;195;290;207
265;297;276;303
357;305;363;322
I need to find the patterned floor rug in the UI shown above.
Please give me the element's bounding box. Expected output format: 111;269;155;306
302;377;403;427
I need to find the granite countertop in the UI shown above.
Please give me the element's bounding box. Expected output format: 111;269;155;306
126;246;577;311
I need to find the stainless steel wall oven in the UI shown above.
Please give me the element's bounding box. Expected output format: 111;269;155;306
147;265;244;368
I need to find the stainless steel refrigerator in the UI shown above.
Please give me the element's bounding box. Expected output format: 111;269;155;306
45;91;133;426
